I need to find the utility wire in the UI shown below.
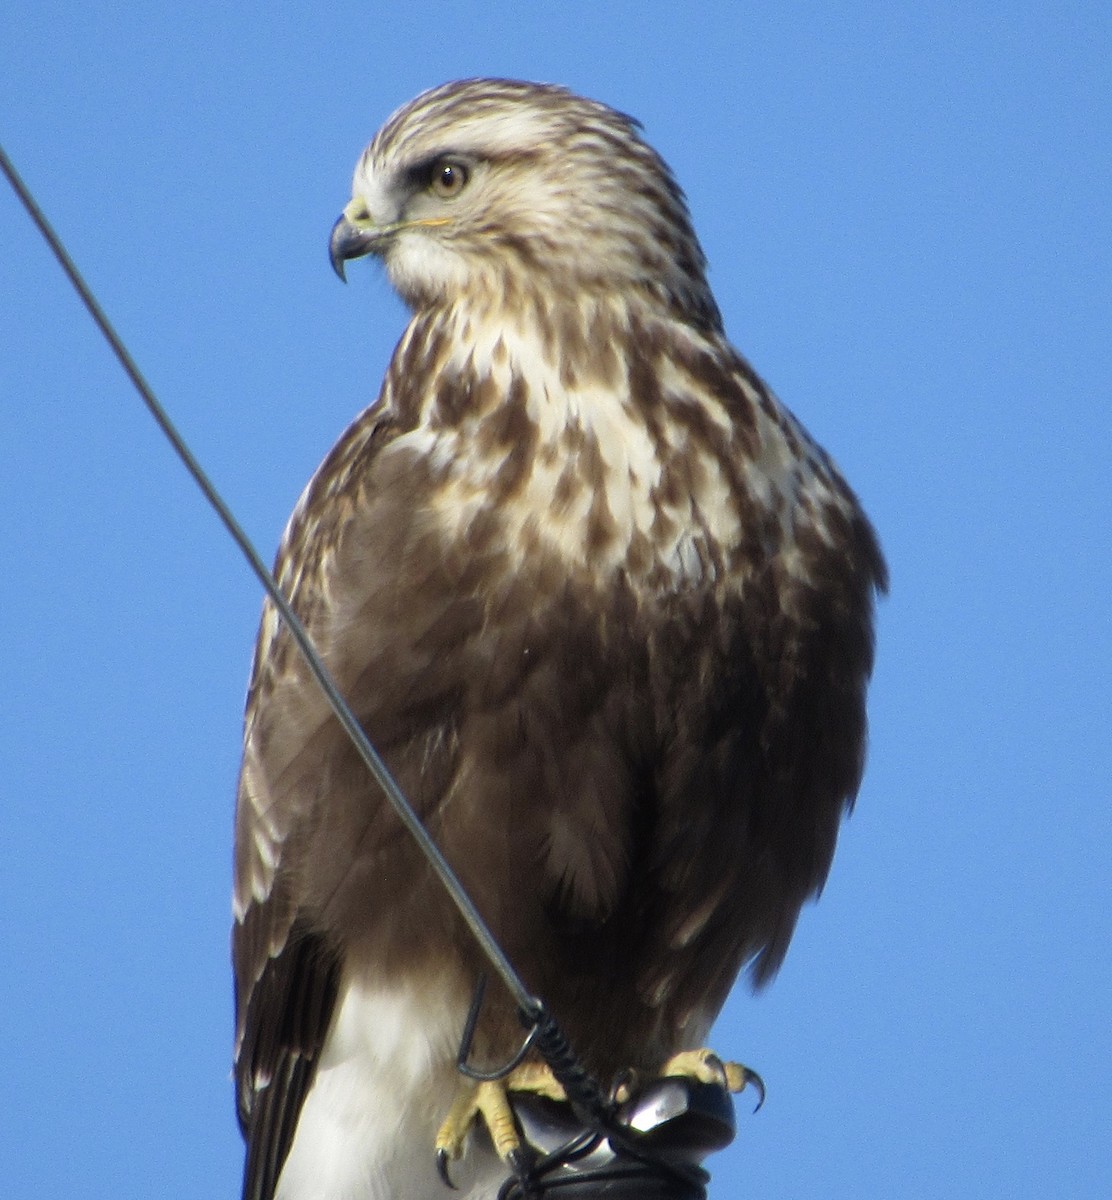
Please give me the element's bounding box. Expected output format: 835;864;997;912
3;143;741;1200
0;142;542;1024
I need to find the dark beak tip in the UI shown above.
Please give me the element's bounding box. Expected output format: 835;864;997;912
330;211;380;282
329;214;349;282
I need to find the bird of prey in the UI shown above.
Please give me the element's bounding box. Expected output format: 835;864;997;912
233;78;886;1200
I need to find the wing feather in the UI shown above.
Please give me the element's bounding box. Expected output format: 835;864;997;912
232;405;395;1199
236;919;340;1200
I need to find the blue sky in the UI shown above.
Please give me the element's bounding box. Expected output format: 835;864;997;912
2;3;1109;1197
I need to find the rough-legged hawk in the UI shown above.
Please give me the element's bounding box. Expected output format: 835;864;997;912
233;77;886;1200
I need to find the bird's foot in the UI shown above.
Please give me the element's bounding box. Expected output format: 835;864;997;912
435;1062;567;1187
656;1048;765;1110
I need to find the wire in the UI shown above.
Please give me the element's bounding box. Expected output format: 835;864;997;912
3;142;746;1200
0;140;542;1023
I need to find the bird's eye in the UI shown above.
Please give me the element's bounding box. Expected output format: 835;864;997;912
429;159;469;199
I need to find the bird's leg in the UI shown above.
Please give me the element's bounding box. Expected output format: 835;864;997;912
658;1048;765;1108
435;1062;567;1184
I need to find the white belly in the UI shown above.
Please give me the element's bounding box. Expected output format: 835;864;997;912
275;975;503;1200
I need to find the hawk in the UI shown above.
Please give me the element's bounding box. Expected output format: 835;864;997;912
233;78;886;1200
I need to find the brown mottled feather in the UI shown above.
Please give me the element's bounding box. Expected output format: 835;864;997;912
233;78;885;1200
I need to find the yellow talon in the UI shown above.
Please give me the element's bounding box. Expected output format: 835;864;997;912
661;1048;765;1108
721;1060;757;1094
502;1061;569;1103
434;1063;568;1181
435;1082;499;1164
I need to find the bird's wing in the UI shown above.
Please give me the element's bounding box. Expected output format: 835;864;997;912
232;405;395;1200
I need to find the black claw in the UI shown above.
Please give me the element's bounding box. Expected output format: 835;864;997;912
436;1148;458;1190
505;1146;532;1184
743;1067;767;1113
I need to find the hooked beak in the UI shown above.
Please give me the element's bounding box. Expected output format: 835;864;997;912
329;200;383;281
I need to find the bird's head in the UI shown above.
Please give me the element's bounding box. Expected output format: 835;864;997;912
329;78;721;328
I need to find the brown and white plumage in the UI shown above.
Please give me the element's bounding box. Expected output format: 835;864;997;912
233;78;886;1200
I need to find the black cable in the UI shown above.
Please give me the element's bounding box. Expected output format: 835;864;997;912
2;143;740;1199
0;140;536;1018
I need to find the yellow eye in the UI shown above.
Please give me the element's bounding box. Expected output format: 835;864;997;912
429;159;469;199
